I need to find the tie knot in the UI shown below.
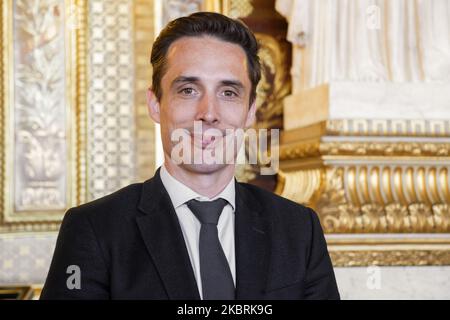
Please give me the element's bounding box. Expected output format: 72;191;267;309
187;198;228;225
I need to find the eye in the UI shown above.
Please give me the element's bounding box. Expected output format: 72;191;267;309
179;87;197;96
222;90;238;97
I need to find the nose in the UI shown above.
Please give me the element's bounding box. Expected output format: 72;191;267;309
195;92;219;125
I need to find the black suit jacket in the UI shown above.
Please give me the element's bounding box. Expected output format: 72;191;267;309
41;168;339;300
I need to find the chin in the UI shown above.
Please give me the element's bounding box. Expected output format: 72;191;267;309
180;162;231;174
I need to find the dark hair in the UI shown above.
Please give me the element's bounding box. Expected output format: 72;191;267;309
150;12;261;105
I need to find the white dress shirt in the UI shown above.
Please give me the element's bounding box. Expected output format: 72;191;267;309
159;164;236;299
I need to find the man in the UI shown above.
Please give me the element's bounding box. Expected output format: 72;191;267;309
41;12;339;300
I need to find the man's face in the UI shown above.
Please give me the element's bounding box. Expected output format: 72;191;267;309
148;36;256;174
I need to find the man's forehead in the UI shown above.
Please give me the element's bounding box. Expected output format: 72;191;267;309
166;35;247;58
163;36;250;84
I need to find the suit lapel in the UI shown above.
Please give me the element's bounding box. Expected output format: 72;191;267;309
136;169;200;300
234;182;271;299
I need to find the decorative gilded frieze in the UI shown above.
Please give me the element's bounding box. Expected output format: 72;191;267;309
287;166;450;234
293;119;450;138
326;119;450;137
329;250;450;267
280;140;450;160
278;124;450;265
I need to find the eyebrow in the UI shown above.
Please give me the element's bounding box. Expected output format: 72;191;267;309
171;76;245;91
220;80;244;90
172;76;200;86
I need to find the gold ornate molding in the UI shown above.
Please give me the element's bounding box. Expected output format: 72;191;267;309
325;119;450;137
320;203;450;234
326;234;450;266
74;0;88;206
278;122;450;265
279;140;321;160
275;169;322;205
134;0;156;182
300;167;450;233
0;0;5;232
329;249;450;267
280;140;450;160
321;141;450;157
342;165;450;206
328;119;450;137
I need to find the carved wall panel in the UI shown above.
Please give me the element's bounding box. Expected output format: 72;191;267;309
1;0;88;232
12;0;68;212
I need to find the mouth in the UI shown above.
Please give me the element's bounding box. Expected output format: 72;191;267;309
190;132;223;149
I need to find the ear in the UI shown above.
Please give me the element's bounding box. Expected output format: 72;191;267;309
244;101;256;128
147;88;161;124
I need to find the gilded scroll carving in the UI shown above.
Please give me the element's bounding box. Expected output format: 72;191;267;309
385;203;411;232
236;33;291;182
225;0;253;19
322;202;450;234
254;33;290;131
433;204;450;232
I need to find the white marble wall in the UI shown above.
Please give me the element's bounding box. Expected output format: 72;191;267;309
335;266;450;299
328;82;450;120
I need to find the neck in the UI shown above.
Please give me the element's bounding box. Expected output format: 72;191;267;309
163;159;235;198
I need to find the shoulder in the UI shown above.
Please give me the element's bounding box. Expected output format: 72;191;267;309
237;182;322;242
237;181;315;220
77;182;143;212
63;182;145;228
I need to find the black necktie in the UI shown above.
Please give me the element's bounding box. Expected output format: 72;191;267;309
186;198;235;300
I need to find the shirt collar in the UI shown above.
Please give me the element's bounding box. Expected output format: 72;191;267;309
159;164;236;211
